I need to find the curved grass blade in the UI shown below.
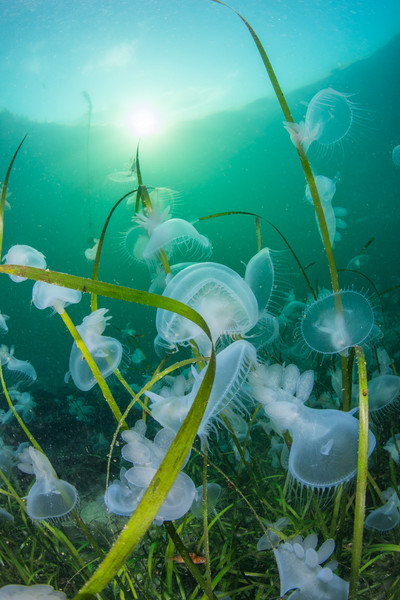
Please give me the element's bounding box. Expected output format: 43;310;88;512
209;0;339;294
72;346;216;600
0;135;27;256
91;189;137;311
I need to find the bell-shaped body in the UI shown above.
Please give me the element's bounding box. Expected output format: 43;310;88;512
365;487;400;532
245;247;281;317
156;262;258;354
24;447;78;521
67;309;122;391
305;176;337;207
142;218;212;264
346;254;370;271
84;238;99;261
2;245;46;283
32;281;82;314
148;340;257;447
125;466;195;525
384;433;400;464
305;89;355;146
367;374;400;414
301;291;374;354
266;401;376;491
0;311;9;334
0;584;67;599
105;468;144;517
392;144;400;168
257;516;290;551
0;345;37;385
105;421;195;525
305;175;346;246
249;362;314;408
273;534;349;600
191;483;222;518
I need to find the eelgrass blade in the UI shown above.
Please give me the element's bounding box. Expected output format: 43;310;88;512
349;346;370;599
199;210;316;299
0;135;27;257
209;0;339;295
59;308;126;429
72;343;216;600
91;189;137;312
164;521;217;600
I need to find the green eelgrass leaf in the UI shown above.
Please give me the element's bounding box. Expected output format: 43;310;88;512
72;346;216;600
349;346;370;600
91;189;137;312
0;263;216;599
209;0;339;294
0;135;27;257
199;210;316;299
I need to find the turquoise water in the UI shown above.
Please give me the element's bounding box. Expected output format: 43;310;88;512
1;1;400;597
1;32;399;387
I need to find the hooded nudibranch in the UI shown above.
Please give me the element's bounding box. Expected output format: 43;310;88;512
266;400;376;492
32;281;82;314
300;290;374;355
2;244;46;283
156;262;258;355
18;447;78;522
141;218;212;264
147;339;258;449
66;309;123;391
285;88;359;154
0;584;67;599
105;420;195;525
273;534;349;600
365;486;400;532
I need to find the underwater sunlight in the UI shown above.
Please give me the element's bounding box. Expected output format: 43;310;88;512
0;2;400;600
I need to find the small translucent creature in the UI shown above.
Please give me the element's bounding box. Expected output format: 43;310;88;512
156;262;258;355
392;144;400;168
300;290;374;355
140;217;212;268
32;281;82;314
257;516;290;551
285;87;359;154
0;311;9;333
2;244;46;283
249;362;315;409
0;436;15;475
367;374;400;415
0;391;36;424
18;447;78;522
147;340;257;448
250;362;376;492
0;584;67;599
191;483;222;518
84;238;99;261
105;420;195;525
346;254;370;271
305;175;347;246
266;400;376;492
245;247;287;317
384;433;400;463
365;486;400;532
107;157;137;183
273;534;349;600
66;309;123;392
0;345;37;386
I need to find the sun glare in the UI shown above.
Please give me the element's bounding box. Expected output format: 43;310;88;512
127;107;160;137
